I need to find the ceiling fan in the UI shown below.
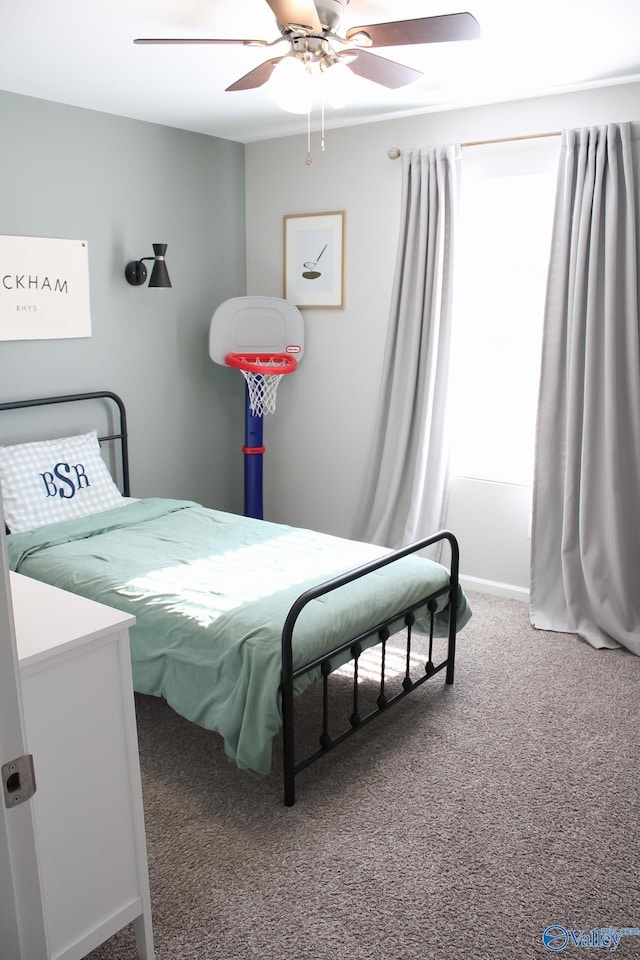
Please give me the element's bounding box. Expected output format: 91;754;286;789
134;1;480;96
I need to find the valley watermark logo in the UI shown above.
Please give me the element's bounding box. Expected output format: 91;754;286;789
542;925;640;952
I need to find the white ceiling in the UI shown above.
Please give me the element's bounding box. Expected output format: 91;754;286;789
1;0;639;143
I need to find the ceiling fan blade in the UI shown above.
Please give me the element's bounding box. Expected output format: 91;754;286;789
134;37;269;46
346;49;422;89
264;0;322;33
225;57;284;92
346;12;480;47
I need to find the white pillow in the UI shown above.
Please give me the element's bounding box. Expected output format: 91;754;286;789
0;430;124;533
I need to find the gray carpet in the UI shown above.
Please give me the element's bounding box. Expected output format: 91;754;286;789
87;592;640;959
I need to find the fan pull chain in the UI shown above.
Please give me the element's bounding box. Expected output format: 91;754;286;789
306;110;312;166
304;96;328;166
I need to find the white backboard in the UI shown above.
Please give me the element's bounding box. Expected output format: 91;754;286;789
209;296;304;365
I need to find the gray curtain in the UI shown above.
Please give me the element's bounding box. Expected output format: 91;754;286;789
356;145;460;552
530;122;640;654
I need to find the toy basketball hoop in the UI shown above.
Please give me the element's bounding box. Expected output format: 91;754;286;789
225;352;297;417
210;297;304;519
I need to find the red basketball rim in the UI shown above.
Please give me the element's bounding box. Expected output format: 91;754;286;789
225;353;297;375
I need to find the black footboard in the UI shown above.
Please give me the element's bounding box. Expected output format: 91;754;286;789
280;530;460;806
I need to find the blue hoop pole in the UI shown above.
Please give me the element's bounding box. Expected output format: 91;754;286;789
243;387;264;519
227;354;296;520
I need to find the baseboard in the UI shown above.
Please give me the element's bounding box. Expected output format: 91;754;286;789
460;574;529;603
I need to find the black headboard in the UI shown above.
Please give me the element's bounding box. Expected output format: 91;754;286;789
0;391;130;497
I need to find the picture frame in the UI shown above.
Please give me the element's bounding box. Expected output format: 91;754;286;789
0;235;91;341
284;211;345;309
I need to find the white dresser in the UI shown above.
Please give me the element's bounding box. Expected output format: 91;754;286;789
11;572;154;960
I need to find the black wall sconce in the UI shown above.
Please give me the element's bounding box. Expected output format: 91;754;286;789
125;243;172;287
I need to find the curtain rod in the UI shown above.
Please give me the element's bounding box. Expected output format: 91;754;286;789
387;130;562;159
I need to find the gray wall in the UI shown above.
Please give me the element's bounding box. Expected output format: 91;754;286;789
0;91;246;511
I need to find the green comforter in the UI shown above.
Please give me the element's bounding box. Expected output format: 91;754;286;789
7;499;471;775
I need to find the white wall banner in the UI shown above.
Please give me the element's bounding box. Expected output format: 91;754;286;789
0;235;91;341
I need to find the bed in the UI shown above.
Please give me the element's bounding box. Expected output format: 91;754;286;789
0;391;471;805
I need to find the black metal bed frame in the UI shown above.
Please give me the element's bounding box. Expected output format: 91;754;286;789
281;532;458;805
0;391;131;495
0;390;460;807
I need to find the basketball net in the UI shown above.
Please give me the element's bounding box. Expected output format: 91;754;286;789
225;354;297;417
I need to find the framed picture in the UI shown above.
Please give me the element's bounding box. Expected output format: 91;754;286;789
284;211;345;308
0;235;91;341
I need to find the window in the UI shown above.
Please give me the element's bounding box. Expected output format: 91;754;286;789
448;136;560;486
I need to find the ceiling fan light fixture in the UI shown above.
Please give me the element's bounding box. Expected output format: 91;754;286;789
268;53;311;113
269;54;312;113
320;59;352;108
